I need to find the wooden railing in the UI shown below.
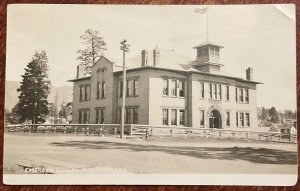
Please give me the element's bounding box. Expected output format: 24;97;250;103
132;125;297;143
4;124;297;143
5;124;132;136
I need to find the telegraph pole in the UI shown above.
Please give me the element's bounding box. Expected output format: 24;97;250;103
120;40;130;139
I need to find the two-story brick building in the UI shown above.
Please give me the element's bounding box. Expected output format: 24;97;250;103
69;42;262;130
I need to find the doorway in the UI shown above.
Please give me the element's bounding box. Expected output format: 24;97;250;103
209;109;222;129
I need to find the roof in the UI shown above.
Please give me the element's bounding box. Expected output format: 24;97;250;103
68;76;90;82
193;41;224;49
270;123;293;130
113;48;198;72
69;47;262;85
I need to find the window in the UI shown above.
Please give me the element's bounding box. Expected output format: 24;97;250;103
209;84;213;99
245;89;249;103
236;112;239;126
200;110;205;127
162;109;169;125
203;47;208;55
119;81;123;98
198;48;202;56
218;85;222;100
97;82;101;99
80;85;90;102
210;47;214;55
179;110;185;126
246;113;250;126
235;88;238;103
200;82;205;98
240;113;244;127
134;79;139;96
126;108;131;124
84;86;90;101
239;89;243;102
214;84;217;99
171;80;177;97
171;109;177;125
179;80;185;97
215;49;219;56
163;79;169;96
133;108;139;124
226;112;230;126
127;80;133;97
79;86;84;102
79;110;89;124
101;81;105;98
96;109;104;124
226;86;229;101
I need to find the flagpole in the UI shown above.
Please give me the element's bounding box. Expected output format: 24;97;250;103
206;8;209;41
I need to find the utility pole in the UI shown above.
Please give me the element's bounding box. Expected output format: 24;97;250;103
120;40;130;139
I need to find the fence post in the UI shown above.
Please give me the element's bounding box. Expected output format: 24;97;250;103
129;124;133;136
64;126;67;134
145;128;149;139
114;127;118;135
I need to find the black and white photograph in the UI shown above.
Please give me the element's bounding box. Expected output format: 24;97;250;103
3;4;297;185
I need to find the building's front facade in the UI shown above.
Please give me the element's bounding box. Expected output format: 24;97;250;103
69;42;262;130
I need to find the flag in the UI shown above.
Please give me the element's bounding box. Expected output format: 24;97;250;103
194;7;207;14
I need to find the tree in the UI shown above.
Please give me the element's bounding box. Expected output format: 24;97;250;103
258;107;269;121
76;29;107;75
268;107;279;123
17;51;51;124
59;102;72;123
49;103;58;117
6;104;22;124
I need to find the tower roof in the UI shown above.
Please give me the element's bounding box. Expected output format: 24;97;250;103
193;41;224;49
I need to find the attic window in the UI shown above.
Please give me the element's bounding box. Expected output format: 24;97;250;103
102;67;107;72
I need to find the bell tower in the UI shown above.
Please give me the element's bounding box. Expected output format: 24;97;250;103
192;42;224;73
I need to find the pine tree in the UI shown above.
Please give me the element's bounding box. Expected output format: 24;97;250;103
17;51;51;124
268;107;279;124
77;29;107;75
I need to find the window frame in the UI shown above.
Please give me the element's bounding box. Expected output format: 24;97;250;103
226;86;230;101
171;109;177;126
162;109;169;125
200;82;205;99
101;81;105;99
179;80;185;97
171;80;177;97
200;110;205;128
163;79;169;96
226;111;230;127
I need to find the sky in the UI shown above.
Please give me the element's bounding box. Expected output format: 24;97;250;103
6;4;296;110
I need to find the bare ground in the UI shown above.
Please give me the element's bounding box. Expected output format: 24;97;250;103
3;133;298;174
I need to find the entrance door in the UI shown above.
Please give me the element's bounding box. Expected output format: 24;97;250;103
209;110;222;129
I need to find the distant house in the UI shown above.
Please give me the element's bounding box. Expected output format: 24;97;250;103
269;123;296;134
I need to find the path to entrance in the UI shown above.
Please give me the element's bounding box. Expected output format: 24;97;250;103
4;134;297;174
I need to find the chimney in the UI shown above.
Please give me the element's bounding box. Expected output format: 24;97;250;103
246;67;253;81
153;47;160;66
76;65;80;78
76;65;84;78
141;50;148;66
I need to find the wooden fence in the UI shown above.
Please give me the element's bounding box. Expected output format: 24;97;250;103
4;124;297;143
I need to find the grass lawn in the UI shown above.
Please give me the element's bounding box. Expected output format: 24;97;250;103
3;133;298;174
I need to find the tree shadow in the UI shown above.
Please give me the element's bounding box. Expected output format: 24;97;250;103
49;140;297;165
